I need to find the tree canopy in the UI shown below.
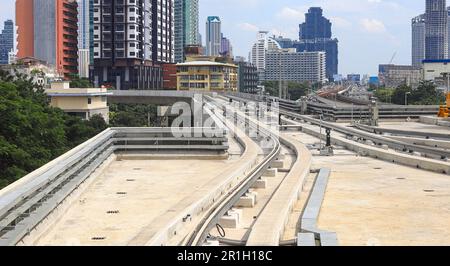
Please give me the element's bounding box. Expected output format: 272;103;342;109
374;81;445;105
261;81;311;100
0;70;107;189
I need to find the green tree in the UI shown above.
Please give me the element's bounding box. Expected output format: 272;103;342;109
261;81;309;100
391;84;412;105
68;74;93;88
109;103;157;127
410;81;444;105
0;72;108;189
0;80;68;187
389;81;445;105
374;88;394;103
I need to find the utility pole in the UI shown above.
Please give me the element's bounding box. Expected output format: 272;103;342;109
405;92;411;106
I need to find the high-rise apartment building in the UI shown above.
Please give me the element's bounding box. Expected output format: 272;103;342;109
205;16;221;56
294;7;338;81
412;14;426;66
77;0;93;77
174;0;199;63
236;61;258;93
0;20;14;65
90;0;174;90
265;49;326;84
152;0;175;63
16;0;78;78
250;31;281;80
425;0;448;60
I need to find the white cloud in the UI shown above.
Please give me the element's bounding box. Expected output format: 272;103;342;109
360;18;386;33
330;17;352;28
276;7;305;20
237;22;260;32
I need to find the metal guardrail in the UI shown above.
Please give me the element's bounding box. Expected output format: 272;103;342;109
224;94;449;159
225;92;440;121
280;110;450;160
0;127;228;246
353;123;450;141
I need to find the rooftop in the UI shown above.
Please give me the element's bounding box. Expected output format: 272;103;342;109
177;61;237;68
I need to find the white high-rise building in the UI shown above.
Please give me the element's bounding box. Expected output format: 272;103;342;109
250;31;281;80
77;0;91;78
265;49;326;84
205;16;221;56
153;0;175;63
78;49;90;78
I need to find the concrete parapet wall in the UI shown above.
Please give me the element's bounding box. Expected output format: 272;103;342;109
420;116;450;127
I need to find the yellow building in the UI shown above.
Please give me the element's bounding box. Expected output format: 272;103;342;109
46;81;112;123
176;61;238;91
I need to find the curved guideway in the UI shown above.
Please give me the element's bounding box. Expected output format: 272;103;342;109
202;96;313;246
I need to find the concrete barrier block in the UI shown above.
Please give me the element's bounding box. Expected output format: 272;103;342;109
235;193;256;208
271;160;284;168
219;209;242;229
264;168;278;177
252;178;267;189
277;154;286;160
203;240;220;246
247;191;258;204
297;233;316;246
320;233;339;246
381;144;389;150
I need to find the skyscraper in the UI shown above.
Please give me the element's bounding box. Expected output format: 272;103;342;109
91;0;174;90
299;7;332;40
0;20;14;65
174;0;200;62
250;31;281;80
220;34;233;58
294;7;338;81
412;14;426;67
425;0;448;60
16;0;79;78
77;0;93;77
205;16;221;56
16;0;34;60
152;0;175;63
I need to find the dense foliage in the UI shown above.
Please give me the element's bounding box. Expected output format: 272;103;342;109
262;81;312;100
374;81;445;105
109;103;158;127
68;74;94;88
0;70;107;189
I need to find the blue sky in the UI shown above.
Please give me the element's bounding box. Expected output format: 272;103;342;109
1;0;425;75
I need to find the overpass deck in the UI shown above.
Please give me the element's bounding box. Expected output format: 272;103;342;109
34;157;244;246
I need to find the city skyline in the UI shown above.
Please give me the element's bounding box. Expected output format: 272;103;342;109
0;0;428;75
